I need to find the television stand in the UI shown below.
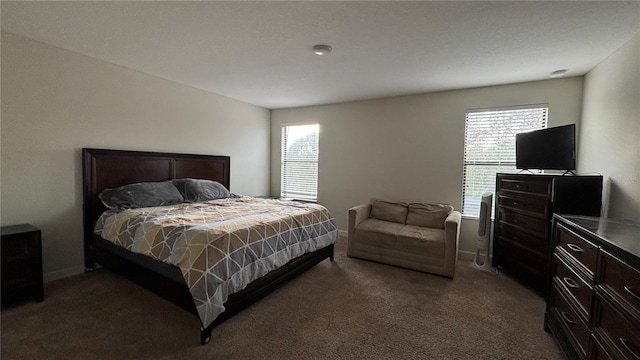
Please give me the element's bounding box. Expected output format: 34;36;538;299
561;170;576;176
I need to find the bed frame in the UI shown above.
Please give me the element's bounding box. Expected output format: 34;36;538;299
82;148;334;345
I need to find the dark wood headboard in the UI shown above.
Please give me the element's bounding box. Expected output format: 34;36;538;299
82;148;230;255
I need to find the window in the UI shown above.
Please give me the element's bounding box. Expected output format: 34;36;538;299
462;105;548;217
281;123;319;201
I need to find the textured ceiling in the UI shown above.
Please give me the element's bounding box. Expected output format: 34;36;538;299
2;1;639;109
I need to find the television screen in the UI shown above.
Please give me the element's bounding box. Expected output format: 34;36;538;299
516;124;576;170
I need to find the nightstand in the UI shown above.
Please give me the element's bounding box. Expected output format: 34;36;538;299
1;224;44;305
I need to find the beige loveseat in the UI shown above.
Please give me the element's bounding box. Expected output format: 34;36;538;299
347;199;461;278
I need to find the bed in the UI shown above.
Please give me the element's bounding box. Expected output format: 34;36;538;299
82;148;337;345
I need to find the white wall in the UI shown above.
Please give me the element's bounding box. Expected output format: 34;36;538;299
1;33;271;281
271;78;584;255
578;33;640;220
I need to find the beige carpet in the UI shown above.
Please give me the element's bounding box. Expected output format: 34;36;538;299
1;237;564;360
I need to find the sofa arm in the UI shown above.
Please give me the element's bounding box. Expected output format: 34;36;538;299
349;203;371;229
347;203;371;255
443;210;462;278
445;210;461;231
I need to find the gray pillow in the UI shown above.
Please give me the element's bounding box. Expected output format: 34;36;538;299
369;198;409;224
99;181;184;210
172;178;231;202
406;203;454;229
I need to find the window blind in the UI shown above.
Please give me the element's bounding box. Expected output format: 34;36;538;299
462;105;548;217
281;124;319;201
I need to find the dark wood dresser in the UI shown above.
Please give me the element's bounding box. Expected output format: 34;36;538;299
545;215;640;360
493;173;603;294
1;224;44;305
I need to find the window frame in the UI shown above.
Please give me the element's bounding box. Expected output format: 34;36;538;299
461;104;548;218
280;123;320;202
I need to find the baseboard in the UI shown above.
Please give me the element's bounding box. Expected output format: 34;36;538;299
459;251;495;265
338;229;348;237
458;250;476;261
43;265;86;283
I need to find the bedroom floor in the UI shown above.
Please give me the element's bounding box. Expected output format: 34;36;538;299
1;236;564;360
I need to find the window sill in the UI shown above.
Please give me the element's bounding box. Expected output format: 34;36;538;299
461;214;495;221
280;197;317;203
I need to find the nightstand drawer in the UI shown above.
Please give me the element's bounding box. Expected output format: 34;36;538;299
1;224;44;304
1;237;36;261
1;259;34;288
557;224;598;277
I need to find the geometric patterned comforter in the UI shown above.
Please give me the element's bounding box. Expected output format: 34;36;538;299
95;196;338;328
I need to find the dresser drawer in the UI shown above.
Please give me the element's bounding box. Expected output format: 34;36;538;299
498;195;550;218
498;239;547;278
498;224;548;256
498;209;549;238
594;295;640;360
591;333;615;360
499;178;552;198
557;224;598;277
551;283;591;358
599;251;640;316
555;253;593;322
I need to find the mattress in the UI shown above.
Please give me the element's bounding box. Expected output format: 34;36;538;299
95;196;338;327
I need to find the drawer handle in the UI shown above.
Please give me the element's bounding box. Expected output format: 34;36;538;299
512;201;527;207
566;243;584;253
625;286;640;301
620;338;640;360
560;311;576;325
563;277;579;289
515;219;528;226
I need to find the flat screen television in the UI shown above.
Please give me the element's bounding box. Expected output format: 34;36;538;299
516;124;576;171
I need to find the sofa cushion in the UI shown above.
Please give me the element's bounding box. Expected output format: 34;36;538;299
370;198;408;224
406;203;454;229
397;225;445;258
354;218;404;250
